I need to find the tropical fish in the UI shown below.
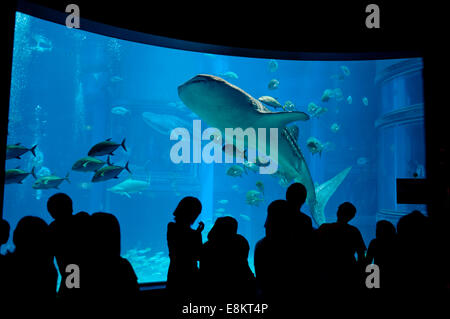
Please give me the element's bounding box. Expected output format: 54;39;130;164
362;97;369;106
107;177;150;198
88;138;127;157
6;143;37;160
92;157;131;182
142;111;190;135
32;170;70;190
258;96;284;109
226;165;245;177
245;190;263;206
178;74;351;225
268;78;279;90
5;167;34;184
283;100;295;111
268;59;278;72
111;106;130;115
72;156;106;172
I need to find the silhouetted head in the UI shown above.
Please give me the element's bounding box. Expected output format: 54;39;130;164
397;210;427;241
336;202;356;223
286;183;307;209
13;216;50;256
91;212;121;257
265;200;290;238
0;219;10;246
207;216;238;242
376;220;396;240
173;196;202;225
47;193;73;220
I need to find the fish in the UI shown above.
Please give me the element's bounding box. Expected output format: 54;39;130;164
30;34;52;52
334;88;344;102
72;156;106;172
268;59;278;72
110;75;123;82
215;208;226;213
219;71;239;80
340;65;350;77
246;190;263;206
268;78;279;90
107;177;150;198
142;111;190;135
223;144;247;161
231;184;240;191
239;214;251;221
92;156;131;182
111;106;130;115
226;165;245;177
330;123;340;133
321;89;335;102
306;137;330;156
255;181;264;194
6;143;37;160
32;170;70;190
177;74;351;225
88;138;127;157
283;100;295;111
218;199;229;205
258;96;284;109
347;96;353;104
362;97;369;106
307;103;328;118
357;157;369;166
5;167;34;184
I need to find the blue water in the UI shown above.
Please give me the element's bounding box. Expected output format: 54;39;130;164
2;13;426;283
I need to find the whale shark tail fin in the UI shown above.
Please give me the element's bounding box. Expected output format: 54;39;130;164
309;166;352;226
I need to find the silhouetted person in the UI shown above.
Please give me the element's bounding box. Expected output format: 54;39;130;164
200;216;255;302
166;196;204;301
254;200;296;302
85;212;139;301
396;210;435;290
366;220;398;289
285;182;315;294
6;216;57;300
0;219;11;297
0;219;9;252
316;202;366;292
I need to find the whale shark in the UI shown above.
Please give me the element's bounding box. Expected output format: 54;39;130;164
178;74;351;225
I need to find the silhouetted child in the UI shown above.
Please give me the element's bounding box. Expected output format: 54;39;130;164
254;200;296;302
200;216;255;302
7;216;57;300
366;220;398;289
316;202;366;292
166;196;204;301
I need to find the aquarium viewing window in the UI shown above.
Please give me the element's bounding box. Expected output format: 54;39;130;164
2;8;426;284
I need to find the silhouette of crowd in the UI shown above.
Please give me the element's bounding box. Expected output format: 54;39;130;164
0;184;448;311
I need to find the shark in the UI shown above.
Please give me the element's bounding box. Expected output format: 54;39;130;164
178;74;351;226
142;111;191;136
107;177;151;198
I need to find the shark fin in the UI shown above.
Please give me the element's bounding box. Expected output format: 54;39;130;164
123;192;131;198
257;111;309;128
308;166;352;226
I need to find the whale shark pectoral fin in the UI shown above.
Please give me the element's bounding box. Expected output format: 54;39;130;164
122;192;131;198
307;166;352;226
257;111;310;128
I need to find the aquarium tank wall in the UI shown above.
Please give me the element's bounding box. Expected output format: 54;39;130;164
2;12;425;284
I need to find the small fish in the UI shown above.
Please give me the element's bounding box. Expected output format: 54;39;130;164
226;165;245;177
268;59;278;72
219;71;239;80
215;208;226;213
330;123;340;133
231;184;239;191
111;106;130;116
6;143;37;160
245;190;263;206
255;181;264;194
308;103;328;118
362;97;369;106
110;75;123;82
78;182;91;190
268;79;279;90
306;137;329;156
347;96;353;104
258;96;283;109
321;89;335;102
340;65;351;77
357;157;369;166
239;214;251;221
283;100;295;111
88;138;127;157
32;170;70;190
218;199;229;205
